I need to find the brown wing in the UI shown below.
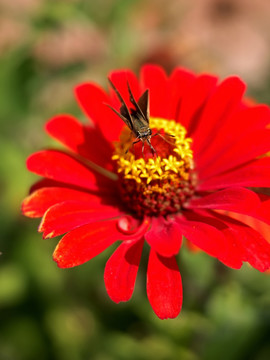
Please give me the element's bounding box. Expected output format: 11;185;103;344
137;90;150;124
107;78;134;130
126;81;146;121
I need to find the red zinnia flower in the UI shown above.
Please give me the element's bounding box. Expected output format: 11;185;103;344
22;65;270;319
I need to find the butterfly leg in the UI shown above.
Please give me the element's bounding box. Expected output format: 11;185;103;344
157;133;175;146
146;138;157;157
132;138;141;145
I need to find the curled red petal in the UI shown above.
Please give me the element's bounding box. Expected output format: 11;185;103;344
147;250;182;319
224;212;270;242
229;225;270;272
53;220;120;268
187;187;261;215
144;217;182;257
39;200;121;238
45;114;113;169
214;213;270;272
104;239;144;303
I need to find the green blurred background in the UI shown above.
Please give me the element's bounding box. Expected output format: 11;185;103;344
1;1;270;359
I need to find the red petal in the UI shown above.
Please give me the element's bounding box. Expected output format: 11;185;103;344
28;178;113;195
109;69;141;109
225;212;270;241
253;197;270;225
220;227;244;269
144;218;182;257
27;150;115;191
218;104;270;136
140;64;168;117
147;250;182;319
215;213;270;272
22;187;108;218
104;239;144;303
182;210;244;268
75;82;108;124
192;76;246;153
53;220;120;268
39;200;121;238
45;115;113;169
187;187;261;215
195;105;270;171
29;178;68;193
228;195;270;226
75;82;123;142
176;217;228;261
230;225;270;272
167;67;196;120
178;74;218;130
198;157;270;190
197;129;270;180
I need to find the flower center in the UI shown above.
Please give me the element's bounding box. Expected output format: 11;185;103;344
112;118;196;217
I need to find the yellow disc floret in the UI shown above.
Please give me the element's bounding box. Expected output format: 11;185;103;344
112;118;196;217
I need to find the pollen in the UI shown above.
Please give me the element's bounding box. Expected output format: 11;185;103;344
112;118;196;217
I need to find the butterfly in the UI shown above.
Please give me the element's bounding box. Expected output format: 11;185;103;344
107;79;174;156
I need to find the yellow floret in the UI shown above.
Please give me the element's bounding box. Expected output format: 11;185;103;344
113;118;194;196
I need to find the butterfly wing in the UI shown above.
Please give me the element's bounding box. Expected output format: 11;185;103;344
107;78;134;131
137;90;150;124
